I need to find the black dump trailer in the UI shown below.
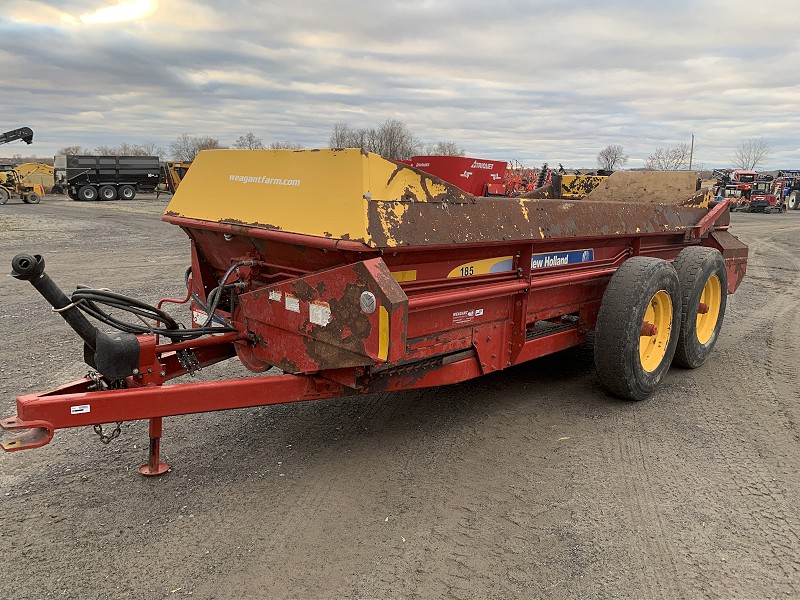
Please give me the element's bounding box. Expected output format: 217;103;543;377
54;155;160;201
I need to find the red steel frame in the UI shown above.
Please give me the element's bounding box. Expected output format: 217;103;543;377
1;200;745;475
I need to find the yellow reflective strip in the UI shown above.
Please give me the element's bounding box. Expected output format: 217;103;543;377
378;306;389;361
391;269;417;282
447;256;513;278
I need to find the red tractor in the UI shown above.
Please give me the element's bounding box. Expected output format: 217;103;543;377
772;171;800;211
745;177;784;213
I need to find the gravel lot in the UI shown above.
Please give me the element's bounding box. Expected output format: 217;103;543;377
1;195;798;599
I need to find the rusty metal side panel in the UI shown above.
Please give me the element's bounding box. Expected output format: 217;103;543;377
366;198;708;248
235;258;408;373
709;230;748;293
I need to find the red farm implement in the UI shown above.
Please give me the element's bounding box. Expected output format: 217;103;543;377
1;150;747;475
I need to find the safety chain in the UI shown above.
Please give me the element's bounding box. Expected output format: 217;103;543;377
93;422;123;444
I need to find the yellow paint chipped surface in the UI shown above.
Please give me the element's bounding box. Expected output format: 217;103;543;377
518;199;530;221
164;148;450;246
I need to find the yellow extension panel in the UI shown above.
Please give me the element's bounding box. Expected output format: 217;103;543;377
164;148;463;246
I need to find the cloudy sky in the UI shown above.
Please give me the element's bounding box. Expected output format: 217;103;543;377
3;0;799;168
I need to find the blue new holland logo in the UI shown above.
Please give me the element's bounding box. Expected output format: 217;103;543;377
530;249;594;269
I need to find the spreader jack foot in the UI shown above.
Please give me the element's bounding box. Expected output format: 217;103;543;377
138;417;170;476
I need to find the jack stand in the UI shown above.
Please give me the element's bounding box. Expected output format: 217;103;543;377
138;417;170;476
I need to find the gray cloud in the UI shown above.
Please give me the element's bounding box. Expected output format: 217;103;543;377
2;0;799;167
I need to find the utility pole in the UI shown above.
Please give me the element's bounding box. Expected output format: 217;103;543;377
689;133;695;170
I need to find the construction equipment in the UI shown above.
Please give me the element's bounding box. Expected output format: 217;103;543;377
0;164;44;204
743;178;784;213
0;149;748;476
0;127;33;146
712;169;758;201
15;163;55;192
772;170;800;210
155;161;191;197
54;154;160;201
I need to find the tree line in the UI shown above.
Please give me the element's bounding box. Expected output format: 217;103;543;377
596;137;772;172
54;123;772;171
54;120;465;163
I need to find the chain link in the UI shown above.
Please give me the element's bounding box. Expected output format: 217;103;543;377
93;422;123;444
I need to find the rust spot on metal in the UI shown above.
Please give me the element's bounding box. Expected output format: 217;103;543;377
521;183;556;199
365;197;709;248
304;282;372;367
291;279;316;302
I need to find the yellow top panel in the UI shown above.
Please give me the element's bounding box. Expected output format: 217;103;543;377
163;148;461;245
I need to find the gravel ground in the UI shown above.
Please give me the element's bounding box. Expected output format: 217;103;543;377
0;195;798;599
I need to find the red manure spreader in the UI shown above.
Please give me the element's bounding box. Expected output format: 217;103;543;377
2;150;748;475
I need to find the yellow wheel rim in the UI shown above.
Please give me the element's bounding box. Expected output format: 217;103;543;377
696;275;722;345
639;290;673;373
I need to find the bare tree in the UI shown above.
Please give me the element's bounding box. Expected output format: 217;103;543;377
328;120;423;160
329;122;353;147
94;142;165;157
57;145;92;155
329;122;370;149
137;142;166;158
424;141;465;156
596;144;628;171
169;134;227;161
645;143;692;170
731;138;772;170
374;119;424;160
270;140;304;150
233;132;265;150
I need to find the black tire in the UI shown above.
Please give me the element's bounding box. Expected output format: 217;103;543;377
51;184;64;195
0;187;9;205
22;192;40;204
788;191;799;211
672;247;727;369
118;185;136;200
78;185;98;201
98;185;117;201
594;257;681;401
68;190;80;201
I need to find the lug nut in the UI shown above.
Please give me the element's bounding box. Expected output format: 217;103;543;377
641;322;658;337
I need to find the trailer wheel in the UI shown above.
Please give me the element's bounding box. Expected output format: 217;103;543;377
23;193;40;204
594;257;681;401
0;188;9;205
672;247;727;369
99;185;117;201
788;191;799;210
78;185;98;201
118;185;136;200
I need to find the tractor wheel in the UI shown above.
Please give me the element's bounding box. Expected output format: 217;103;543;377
118;185;136;200
78;185;98;201
788;191;799;211
672;247;727;369
594;257;681;401
0;188;9;205
23;192;40;204
99;185;117;201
